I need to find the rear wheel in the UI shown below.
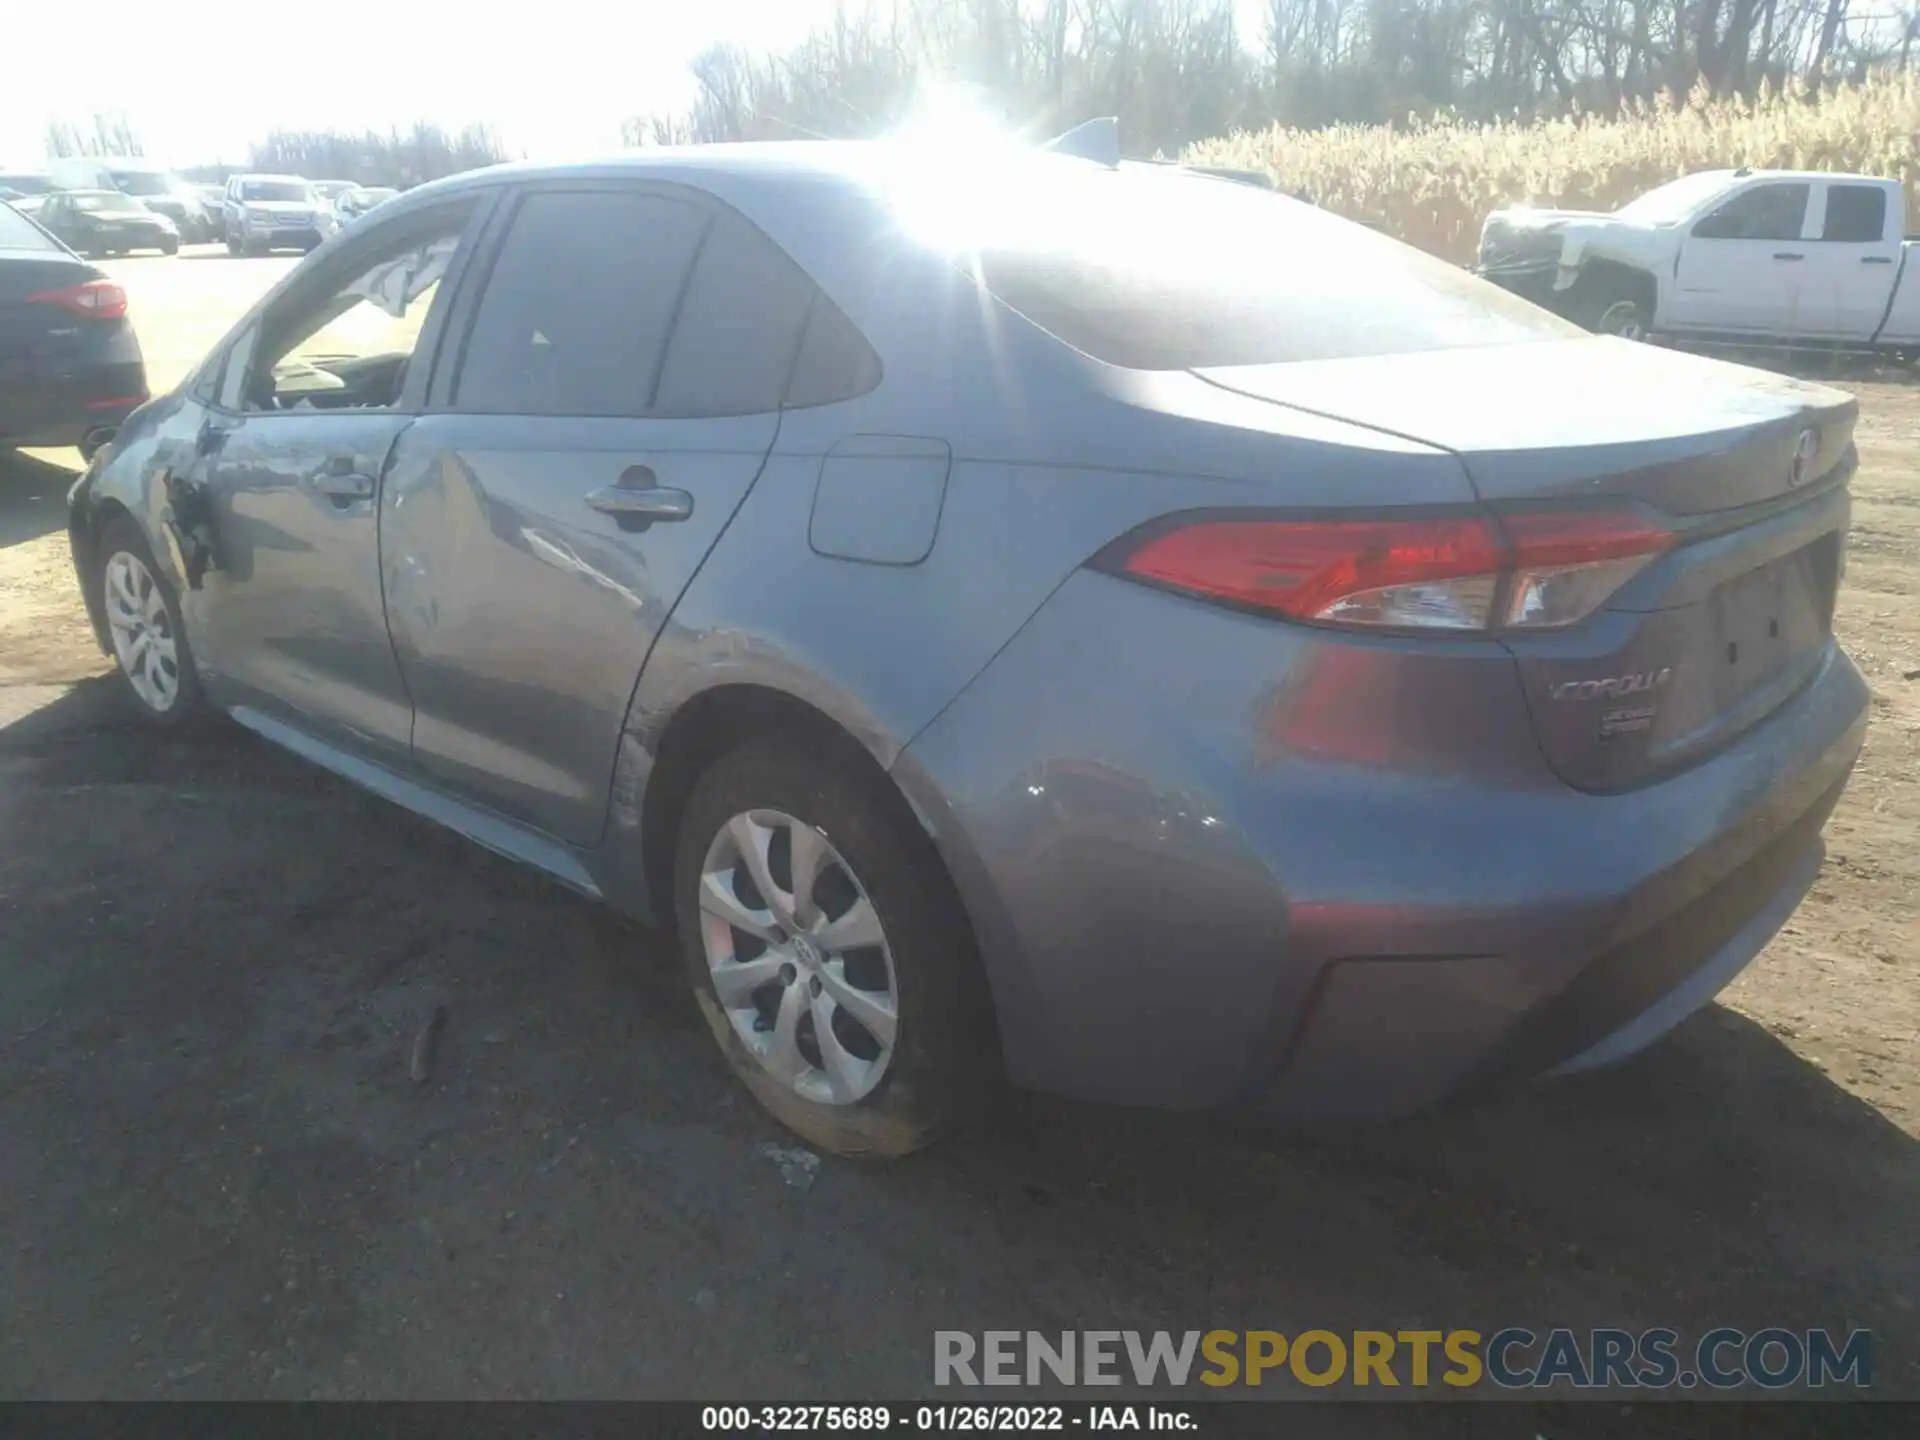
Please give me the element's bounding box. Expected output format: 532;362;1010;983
160;236;179;256
96;517;207;730
674;735;996;1157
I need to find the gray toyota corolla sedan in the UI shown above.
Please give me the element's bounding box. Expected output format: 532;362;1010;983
67;141;1868;1155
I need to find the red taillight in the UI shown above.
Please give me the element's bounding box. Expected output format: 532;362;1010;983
25;279;129;321
1113;509;1672;634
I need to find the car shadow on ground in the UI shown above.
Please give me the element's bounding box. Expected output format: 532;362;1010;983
0;448;78;549
1;683;1913;1414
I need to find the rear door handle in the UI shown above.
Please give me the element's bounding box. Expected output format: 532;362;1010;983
311;471;376;504
1862;255;1895;265
1772;252;1804;262
586;465;693;530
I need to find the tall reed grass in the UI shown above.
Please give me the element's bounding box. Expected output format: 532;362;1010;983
1185;73;1920;263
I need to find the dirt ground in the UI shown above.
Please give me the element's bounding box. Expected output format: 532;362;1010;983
0;251;1915;1421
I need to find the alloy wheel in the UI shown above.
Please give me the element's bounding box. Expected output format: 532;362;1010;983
103;550;180;713
698;809;900;1106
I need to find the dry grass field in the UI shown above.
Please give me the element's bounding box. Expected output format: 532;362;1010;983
1188;71;1920;264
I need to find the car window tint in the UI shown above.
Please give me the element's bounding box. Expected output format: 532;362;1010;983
1822;185;1887;243
937;164;1579;370
455;191;709;417
0;203;56;250
651;210;816;417
784;293;882;408
1691;184;1809;241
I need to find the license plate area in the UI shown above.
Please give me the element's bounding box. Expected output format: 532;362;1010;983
1703;536;1833;710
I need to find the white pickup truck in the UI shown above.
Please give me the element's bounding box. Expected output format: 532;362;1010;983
1476;169;1920;355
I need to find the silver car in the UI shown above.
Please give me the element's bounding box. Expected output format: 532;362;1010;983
69;144;1868;1155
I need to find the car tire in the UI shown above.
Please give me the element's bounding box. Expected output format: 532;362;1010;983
674;734;997;1158
1579;286;1651;342
161;236;179;256
95;516;208;731
225;235;241;256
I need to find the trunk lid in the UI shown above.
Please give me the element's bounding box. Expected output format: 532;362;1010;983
1198;339;1856;790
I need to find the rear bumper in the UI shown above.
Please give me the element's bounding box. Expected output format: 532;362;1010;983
898;569;1869;1117
246;226;322;250
79;227;175;252
0;337;147;448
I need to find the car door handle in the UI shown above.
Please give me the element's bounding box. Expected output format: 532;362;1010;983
1862;255;1895;265
311;471;376;503
586;467;693;530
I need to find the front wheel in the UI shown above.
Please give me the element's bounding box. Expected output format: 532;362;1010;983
674;735;996;1157
160;236;179;256
96;517;208;730
1591;294;1650;342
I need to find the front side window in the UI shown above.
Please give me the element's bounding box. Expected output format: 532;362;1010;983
241;206;473;412
1691;184;1810;242
453;190;710;416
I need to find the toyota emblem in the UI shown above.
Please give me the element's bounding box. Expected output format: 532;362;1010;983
1789;427;1820;488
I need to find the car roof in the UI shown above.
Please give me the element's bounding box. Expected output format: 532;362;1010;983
64;190;131;201
236;173;310;184
390;140;1161;217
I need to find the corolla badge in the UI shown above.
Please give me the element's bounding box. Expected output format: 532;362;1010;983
1789;427;1820;488
1550;667;1674;703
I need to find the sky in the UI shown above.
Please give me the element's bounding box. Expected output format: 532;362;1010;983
2;1;1279;170
1;0;838;166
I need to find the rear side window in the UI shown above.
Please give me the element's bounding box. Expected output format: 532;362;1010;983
1822;185;1887;243
785;295;883;408
652;209;816;417
0;203;56;251
925;164;1581;371
454;190;709;416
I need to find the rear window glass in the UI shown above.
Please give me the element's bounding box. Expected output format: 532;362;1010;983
901;163;1581;370
0;203;55;250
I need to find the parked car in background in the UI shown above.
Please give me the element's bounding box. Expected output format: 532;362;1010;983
37;191;179;256
1479;169;1920;353
0;172;54;221
0;170;56;199
335;185;398;222
194;184;228;238
47;158;213;242
220;174;337;254
313;180;355;209
1;200;148;460
67;145;1866;1156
